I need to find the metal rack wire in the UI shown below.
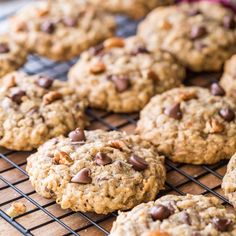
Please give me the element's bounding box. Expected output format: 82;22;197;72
0;11;232;236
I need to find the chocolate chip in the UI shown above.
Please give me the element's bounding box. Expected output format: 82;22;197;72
41;21;55;33
68;128;86;142
0;43;10;53
219;108;235;122
37;76;54;89
190;26;207;40
63;17;77;27
128;154;148;171
108;75;130;92
71;168;92;184
188;9;201;16
223;15;235;29
94;152;112;166
150;205;171;221
210;83;225;96
131;46;149;55
164;103;182;120
89;44;104;56
180;212;191;225
10;90;26;104
212;218;232;232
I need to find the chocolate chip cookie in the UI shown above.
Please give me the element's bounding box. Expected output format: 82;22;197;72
138;1;236;72
137;87;236;164
26;129;166;214
0;72;87;151
88;0;173;19
68;36;185;113
110;194;236;236
220;54;236;101
0;35;27;78
222;152;236;208
10;0;116;61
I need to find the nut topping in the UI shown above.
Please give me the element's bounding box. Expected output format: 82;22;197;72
206;119;224;133
43;91;62;105
90;62;106;74
103;37;125;49
53;150;73;165
108;140;125;150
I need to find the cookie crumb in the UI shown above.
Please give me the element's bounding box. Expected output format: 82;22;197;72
6;202;26;218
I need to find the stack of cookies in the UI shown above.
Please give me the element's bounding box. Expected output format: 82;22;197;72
2;0;236;235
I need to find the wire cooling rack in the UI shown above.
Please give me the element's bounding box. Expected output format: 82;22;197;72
0;10;232;236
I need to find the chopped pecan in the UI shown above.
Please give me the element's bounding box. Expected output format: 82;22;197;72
161;20;172;30
143;231;170;236
36;7;49;17
179;91;198;101
53;150;73;165
5;74;16;88
108;140;126;150
43;91;62;105
103;37;125;49
89;62;106;74
206;118;224;133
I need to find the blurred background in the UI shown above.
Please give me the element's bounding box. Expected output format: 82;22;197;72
0;0;33;32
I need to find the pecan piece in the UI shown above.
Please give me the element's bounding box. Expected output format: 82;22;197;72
206;119;224;133
90;62;106;74
43;91;62;105
108;140;126;150
179;91;198;101
53;150;73;165
103;37;125;49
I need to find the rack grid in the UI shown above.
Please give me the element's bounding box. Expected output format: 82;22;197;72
0;9;232;236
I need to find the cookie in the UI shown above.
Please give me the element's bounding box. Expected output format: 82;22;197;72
26;129;166;214
68;36;185;113
88;0;173;19
0;35;27;78
0;72;87;151
138;1;236;72
137;87;236;164
110;194;236;236
10;0;116;61
220;55;236;101
222;152;236;208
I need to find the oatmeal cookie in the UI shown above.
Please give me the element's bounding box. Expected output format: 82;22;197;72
10;0;116;61
137;86;236;164
26;129;166;214
220;55;236;101
138;1;236;71
110;194;236;236
0;72;87;151
0;35;27;78
88;0;173;19
68;36;185;113
222;152;236;208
